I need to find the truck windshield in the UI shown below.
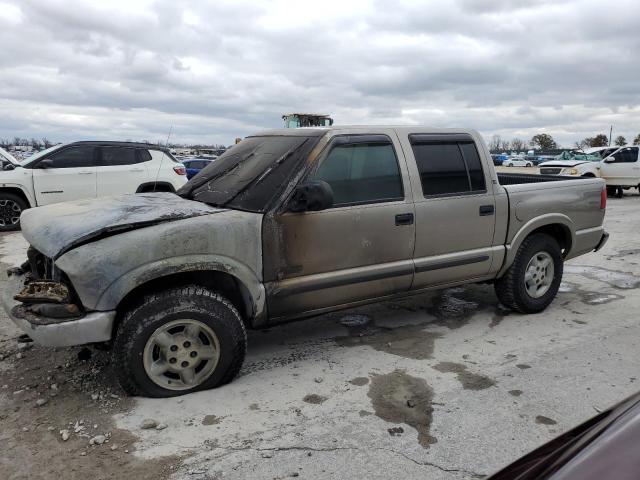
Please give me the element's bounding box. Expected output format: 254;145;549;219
177;135;320;212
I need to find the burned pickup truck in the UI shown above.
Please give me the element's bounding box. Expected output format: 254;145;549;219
3;127;609;397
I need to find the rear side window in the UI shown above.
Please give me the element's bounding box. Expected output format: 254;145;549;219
47;145;95;168
313;136;403;207
409;137;486;196
138;149;152;162
612;147;638;163
101;147;138;166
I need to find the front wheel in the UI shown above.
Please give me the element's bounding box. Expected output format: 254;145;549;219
113;285;247;397
494;233;563;313
0;193;27;231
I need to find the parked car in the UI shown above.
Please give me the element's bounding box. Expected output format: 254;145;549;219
489;391;640;479
503;157;534;167
3;127;608;397
0;146;19;169
182;158;214;179
0;141;187;231
539;146;640;196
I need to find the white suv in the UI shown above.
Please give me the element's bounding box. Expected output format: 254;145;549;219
0;141;187;231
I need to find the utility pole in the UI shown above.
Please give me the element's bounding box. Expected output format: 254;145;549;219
609;125;612;146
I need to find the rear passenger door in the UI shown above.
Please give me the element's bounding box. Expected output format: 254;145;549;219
399;133;498;289
263;133;416;319
96;146;150;196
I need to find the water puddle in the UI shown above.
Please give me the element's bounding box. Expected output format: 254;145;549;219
367;369;436;448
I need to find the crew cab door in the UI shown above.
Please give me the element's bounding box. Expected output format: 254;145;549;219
96;146;150;196
32;145;97;205
263;133;416;320
600;146;640;186
398;133;498;289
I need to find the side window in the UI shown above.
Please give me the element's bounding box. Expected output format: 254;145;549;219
612;147;638;163
47;146;95;168
101;147;137;166
138;149;152;162
410;139;486;196
313;139;403;207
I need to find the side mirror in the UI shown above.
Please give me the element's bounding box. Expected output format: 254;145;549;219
288;180;333;212
3;163;15;171
38;159;54;169
603;156;615;163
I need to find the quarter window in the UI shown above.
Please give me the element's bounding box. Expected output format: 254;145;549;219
313;138;403;207
47;146;95;168
101;147;139;166
410;138;486;196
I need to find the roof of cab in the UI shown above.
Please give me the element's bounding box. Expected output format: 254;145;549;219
250;126;481;137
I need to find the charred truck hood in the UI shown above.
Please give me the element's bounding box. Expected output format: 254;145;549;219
20;193;225;259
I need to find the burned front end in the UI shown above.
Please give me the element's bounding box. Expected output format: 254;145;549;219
3;247;115;347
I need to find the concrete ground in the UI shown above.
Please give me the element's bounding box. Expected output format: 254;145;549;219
1;193;639;480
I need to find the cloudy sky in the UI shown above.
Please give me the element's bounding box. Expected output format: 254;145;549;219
1;0;639;147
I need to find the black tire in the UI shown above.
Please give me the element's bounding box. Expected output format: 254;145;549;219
113;285;247;397
494;233;563;314
0;192;27;232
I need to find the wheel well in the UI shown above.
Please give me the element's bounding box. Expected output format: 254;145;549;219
581;172;596;177
0;187;31;207
114;270;255;333
136;182;175;193
529;224;572;256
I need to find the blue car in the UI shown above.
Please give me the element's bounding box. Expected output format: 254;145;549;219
182;158;213;179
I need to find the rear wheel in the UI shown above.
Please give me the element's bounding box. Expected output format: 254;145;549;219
113;285;247;397
0;193;27;231
494;233;563;313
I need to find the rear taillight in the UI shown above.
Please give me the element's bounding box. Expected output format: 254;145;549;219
600;186;607;209
173;165;186;176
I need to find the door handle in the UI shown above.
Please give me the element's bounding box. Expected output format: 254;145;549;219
479;205;494;216
129;168;144;172
78;171;93;175
395;213;414;226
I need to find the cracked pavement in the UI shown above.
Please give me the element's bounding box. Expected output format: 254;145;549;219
1;194;640;479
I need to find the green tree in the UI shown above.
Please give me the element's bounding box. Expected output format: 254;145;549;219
614;135;626;146
586;134;608;147
530;133;557;150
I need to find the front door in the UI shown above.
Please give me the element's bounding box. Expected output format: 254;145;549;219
600;146;640;186
32;144;97;205
263;133;416;320
398;133;498;289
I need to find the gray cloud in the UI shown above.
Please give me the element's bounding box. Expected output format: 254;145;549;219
0;0;639;146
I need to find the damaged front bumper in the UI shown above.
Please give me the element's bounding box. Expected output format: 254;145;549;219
2;271;116;347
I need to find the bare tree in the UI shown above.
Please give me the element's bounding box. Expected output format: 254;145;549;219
510;138;526;151
488;134;502;152
634;133;640;145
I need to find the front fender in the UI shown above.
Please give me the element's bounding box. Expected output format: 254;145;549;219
94;255;265;316
498;214;574;277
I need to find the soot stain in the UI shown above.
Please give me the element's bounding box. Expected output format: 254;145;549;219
433;362;496;390
516;364;532;370
508;389;523;397
367;370;436;448
535;415;557;425
349;377;370;386
303;394;327;405
336;319;443;360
